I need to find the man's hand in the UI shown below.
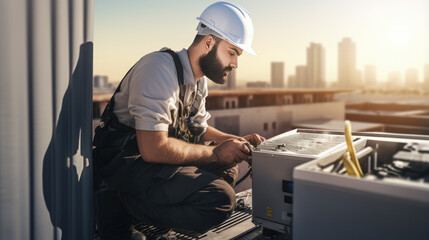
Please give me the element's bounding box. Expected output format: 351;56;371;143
242;134;265;147
212;139;251;168
238;134;265;166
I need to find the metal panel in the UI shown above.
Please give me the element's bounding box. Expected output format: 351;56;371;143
31;1;55;239
0;1;30;239
0;0;94;239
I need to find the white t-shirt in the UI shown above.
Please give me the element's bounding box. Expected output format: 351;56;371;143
112;48;211;131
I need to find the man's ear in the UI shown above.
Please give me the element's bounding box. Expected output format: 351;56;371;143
204;35;215;51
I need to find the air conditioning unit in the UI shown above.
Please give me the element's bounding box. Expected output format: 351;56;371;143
251;129;366;235
293;131;429;240
251;129;429;240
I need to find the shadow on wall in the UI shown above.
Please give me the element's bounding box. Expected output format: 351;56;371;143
42;42;93;240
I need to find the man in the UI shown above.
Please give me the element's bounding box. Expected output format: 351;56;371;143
94;2;264;239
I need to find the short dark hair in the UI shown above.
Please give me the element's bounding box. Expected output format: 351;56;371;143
191;34;222;46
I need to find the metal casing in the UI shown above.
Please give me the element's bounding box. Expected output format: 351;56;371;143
293;132;429;240
251;129;365;234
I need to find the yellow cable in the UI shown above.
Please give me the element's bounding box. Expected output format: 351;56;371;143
344;120;363;177
342;151;361;177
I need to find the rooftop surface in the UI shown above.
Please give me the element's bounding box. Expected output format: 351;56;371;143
293;119;384;132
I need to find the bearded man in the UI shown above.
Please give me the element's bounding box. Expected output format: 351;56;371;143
93;2;264;239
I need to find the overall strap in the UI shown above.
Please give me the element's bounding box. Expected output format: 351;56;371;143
161;49;186;119
162;49;184;94
99;62;136;130
189;80;204;118
99;49;184;130
110;63;136;110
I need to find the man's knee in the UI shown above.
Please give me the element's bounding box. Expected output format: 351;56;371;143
188;179;236;233
212;178;236;213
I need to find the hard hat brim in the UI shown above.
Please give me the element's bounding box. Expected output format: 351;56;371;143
196;18;257;56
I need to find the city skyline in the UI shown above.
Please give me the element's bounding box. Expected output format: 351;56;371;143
94;0;429;86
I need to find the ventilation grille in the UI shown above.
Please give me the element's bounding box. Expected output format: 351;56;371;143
257;132;346;155
133;209;252;239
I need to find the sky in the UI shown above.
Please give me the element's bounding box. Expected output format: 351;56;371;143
94;0;429;86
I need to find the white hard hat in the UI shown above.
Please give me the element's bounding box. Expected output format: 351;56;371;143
196;2;256;56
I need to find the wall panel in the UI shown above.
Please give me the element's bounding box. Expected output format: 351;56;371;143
0;0;30;239
0;0;94;239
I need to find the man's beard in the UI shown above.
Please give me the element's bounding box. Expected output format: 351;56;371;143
199;43;233;84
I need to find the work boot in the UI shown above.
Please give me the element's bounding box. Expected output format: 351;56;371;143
95;190;132;240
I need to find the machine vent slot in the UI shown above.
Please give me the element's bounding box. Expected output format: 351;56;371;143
257;132;346;155
132;210;252;239
284;195;293;204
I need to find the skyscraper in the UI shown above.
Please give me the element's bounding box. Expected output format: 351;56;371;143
338;38;357;88
405;68;418;88
306;43;325;88
364;65;376;86
226;68;236;89
271;62;284;88
296;65;307;88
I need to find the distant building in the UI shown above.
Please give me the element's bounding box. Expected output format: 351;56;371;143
93;75;108;88
271;62;284;88
288;75;296;88
405;68;418;88
296;65;307;88
425;64;429;91
387;71;402;87
205;89;343;138
338;38;357;88
364;65;376;86
226;68;236;89
246;81;270;88
93;75;116;93
306;43;325;88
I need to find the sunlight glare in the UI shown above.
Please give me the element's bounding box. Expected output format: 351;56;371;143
386;23;413;48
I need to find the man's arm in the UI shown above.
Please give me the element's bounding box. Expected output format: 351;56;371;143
202;126;266;147
136;130;250;167
201;126;238;144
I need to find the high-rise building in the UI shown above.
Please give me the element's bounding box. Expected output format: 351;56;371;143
271;62;284;88
296;65;307;88
405;68;418;88
387;71;402;87
306;43;325;88
364;65;376;86
424;64;429;91
226;68;236;89
338;38;357;88
93;75;108;88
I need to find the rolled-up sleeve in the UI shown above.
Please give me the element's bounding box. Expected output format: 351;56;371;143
128;55;178;131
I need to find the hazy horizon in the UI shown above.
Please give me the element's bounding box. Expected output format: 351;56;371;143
94;0;429;85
